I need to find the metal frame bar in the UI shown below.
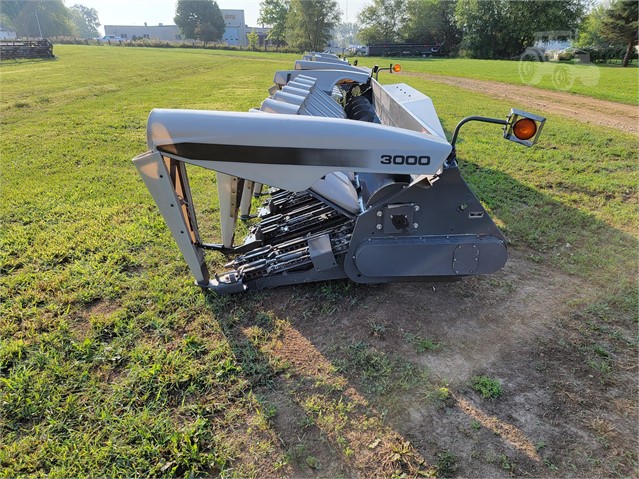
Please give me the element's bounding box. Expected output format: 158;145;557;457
132;150;210;286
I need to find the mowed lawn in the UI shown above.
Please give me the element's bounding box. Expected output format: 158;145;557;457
367;56;639;105
1;45;637;477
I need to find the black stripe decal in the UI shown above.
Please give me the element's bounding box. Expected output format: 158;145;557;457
157;143;368;168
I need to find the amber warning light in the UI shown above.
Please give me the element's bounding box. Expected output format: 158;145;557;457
392;64;401;73
513;118;537;140
504;108;546;147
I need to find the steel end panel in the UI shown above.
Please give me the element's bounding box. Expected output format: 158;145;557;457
350;235;507;280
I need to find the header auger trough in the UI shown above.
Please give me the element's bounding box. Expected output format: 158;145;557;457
133;53;545;294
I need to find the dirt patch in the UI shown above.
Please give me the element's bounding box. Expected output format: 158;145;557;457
266;389;346;477
260;249;637;477
399;71;639;136
69;299;120;340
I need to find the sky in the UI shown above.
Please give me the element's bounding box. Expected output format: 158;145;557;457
67;0;370;35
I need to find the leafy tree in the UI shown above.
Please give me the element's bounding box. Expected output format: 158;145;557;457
508;0;586;40
287;0;340;51
576;3;609;49
455;0;587;59
357;0;407;44
2;0;75;37
174;0;225;42
1;1;24;30
196;21;224;44
247;29;259;50
404;0;459;52
259;0;290;47
601;0;638;66
455;0;505;58
333;21;359;47
70;4;100;38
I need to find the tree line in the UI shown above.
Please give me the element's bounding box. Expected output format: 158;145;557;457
1;0;100;39
258;0;637;66
358;0;587;58
259;0;339;51
355;0;637;65
3;0;636;66
576;0;638;66
174;0;341;51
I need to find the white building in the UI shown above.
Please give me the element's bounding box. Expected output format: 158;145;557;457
105;9;248;46
221;10;247;47
104;24;181;41
0;25;17;40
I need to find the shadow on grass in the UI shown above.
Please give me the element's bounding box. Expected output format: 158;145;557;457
0;56;58;67
204;291;435;477
458;159;637;283
202;162;636;477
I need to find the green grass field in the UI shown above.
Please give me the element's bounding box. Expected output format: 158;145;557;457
1;45;637;477
365;56;639;105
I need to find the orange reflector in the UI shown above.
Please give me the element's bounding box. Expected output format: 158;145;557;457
392;64;401;72
512;118;537;140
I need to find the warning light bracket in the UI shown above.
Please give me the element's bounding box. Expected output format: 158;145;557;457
504;108;546;147
445;108;547;167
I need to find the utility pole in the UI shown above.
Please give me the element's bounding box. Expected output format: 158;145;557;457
35;7;43;38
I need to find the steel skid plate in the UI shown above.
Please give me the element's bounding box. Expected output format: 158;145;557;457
353;234;504;277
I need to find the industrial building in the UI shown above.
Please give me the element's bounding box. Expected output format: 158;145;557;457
104;24;180;41
220;10;247;46
105;9;250;46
